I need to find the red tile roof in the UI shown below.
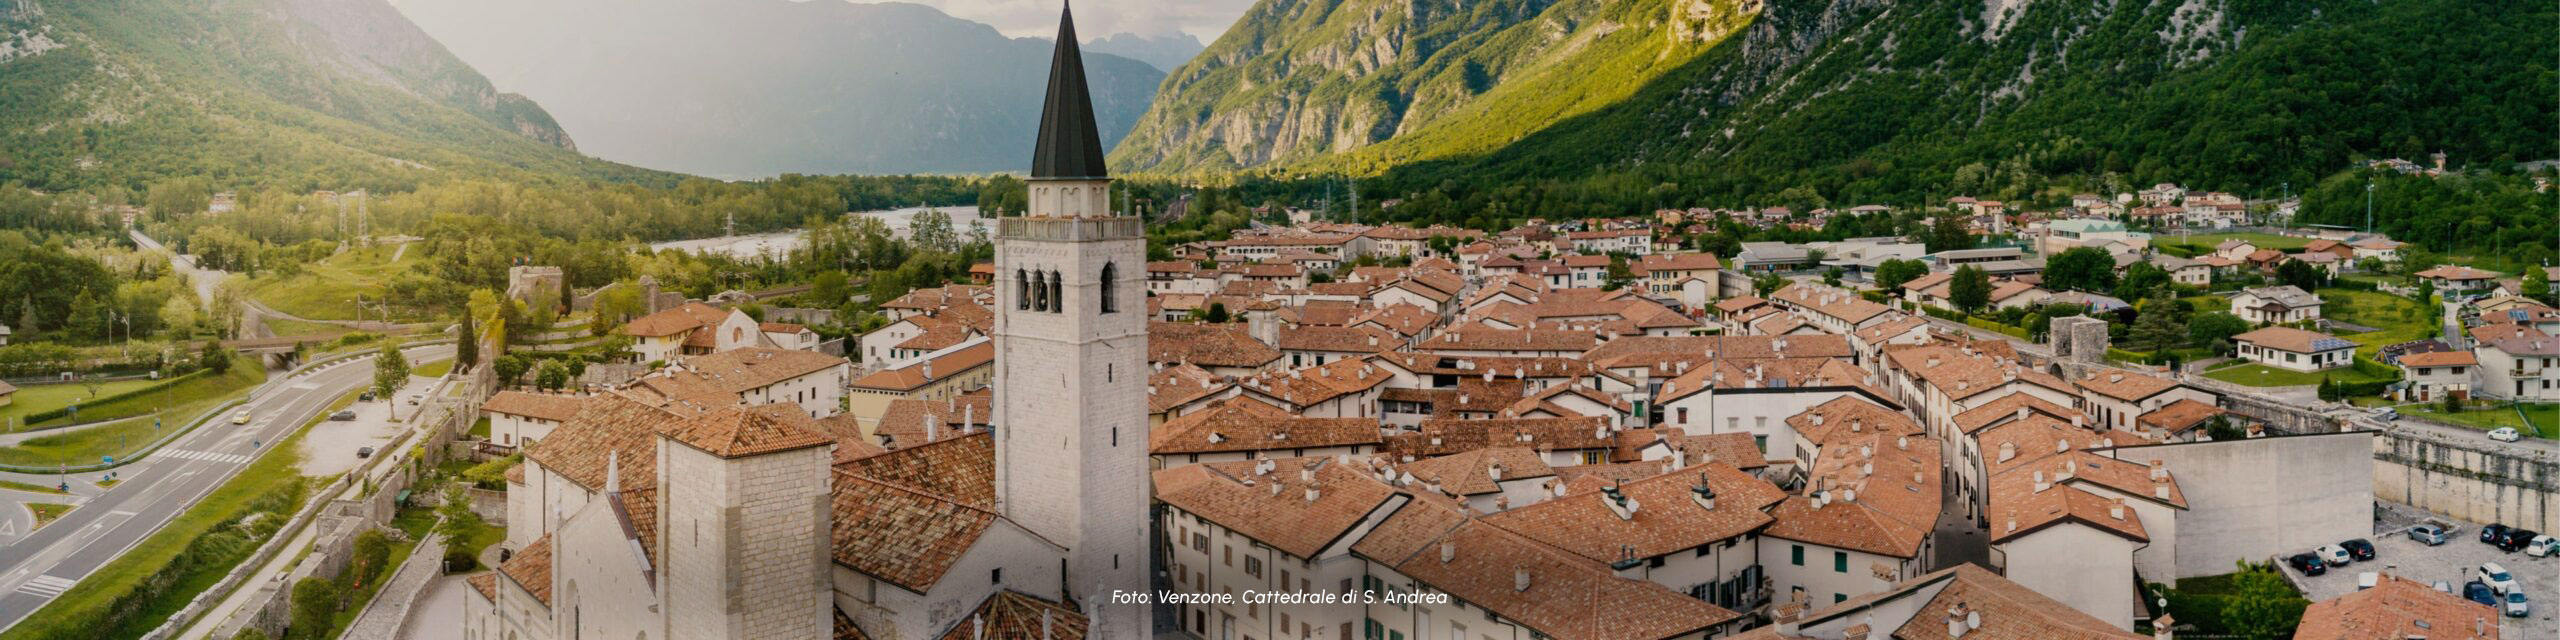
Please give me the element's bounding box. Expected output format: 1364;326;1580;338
1153;457;1399;558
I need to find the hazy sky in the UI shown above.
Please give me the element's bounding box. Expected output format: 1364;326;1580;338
868;0;1252;41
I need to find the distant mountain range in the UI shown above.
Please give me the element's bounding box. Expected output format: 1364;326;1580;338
1086;31;1205;73
0;0;659;191
393;0;1167;179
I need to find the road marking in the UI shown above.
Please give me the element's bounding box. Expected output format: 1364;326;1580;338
16;575;75;598
290;382;321;391
158;449;251;465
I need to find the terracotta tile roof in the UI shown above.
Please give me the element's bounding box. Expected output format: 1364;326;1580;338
1377;352;1593;379
880;284;991;311
1276;324;1398;353
499;534;556;605
1504;381;1632;418
829;468;997;592
2231;326;2356;354
481;391;586;422
876;395;994;447
1633;252;1722;273
2136;398;2225;435
1885;346;2063;402
2294;573;2499;640
1417;326;1600;354
1852;314;1929;344
1771;284;1892;326
614;485;660;568
1387;417;1614;459
466;573;497;602
1551;460;1678;490
1398;446;1555;497
1784;396;1924;450
2397;351;2477;367
621;370;744;408
1148;396;1381;455
1235;356;1393;408
850;341;994;392
1147;364;1231;414
835;431;995;508
524;392;685;492
1154;457;1399;558
621;302;732;337
2415;265;2497;281
1989;472;2147;545
1288;300;1363;326
817;414;887;464
760;322;808;334
1883;565;2143;640
1354;498;1743;639
1147;322;1282;368
1583;334;1855;365
1951;392;2088;435
1772;433;1941;557
683;347;848;392
1679;432;1771;469
657;406;834;459
1485;462;1782;562
1353;303;1439;337
1655;358;1891;407
893;317;977;352
1899;273;1953;293
2072;368;2187;403
1714;296;1769;313
933;591;1089;640
1974;415;2106;478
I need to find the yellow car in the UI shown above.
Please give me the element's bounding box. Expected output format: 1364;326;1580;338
231;411;252;425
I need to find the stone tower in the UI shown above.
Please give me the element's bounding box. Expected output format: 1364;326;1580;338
993;3;1151;636
654;408;836;639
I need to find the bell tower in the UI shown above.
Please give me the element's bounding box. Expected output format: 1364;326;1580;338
992;3;1150;637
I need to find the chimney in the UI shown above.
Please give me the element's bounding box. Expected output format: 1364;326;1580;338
1896;435;1909;450
2014;407;2028;423
924;412;939;443
1305;485;1321;503
1042;610;1054;640
2148;459;2167;481
2032;471;2050;492
1997;442;2016;462
971;615;985;640
2109;498;2127;520
2056;439;2070;453
1440;541;1456;563
923;359;934;380
1513;568;1532;592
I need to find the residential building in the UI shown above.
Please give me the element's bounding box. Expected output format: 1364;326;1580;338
2230;286;2323;324
2232;327;2358;372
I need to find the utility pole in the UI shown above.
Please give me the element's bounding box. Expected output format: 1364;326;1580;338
2364;178;2375;234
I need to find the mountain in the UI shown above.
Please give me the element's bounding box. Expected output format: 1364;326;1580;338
0;0;658;192
1111;0;1758;174
392;0;1166;179
1086;31;1206;72
1121;0;2555;202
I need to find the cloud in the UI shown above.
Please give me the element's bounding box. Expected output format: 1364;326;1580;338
877;0;1251;41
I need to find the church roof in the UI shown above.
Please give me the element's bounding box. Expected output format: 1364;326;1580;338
657;406;834;459
1030;2;1107;180
934;590;1089;640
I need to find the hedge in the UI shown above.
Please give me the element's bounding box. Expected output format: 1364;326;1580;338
1965;318;2033;340
18;369;211;425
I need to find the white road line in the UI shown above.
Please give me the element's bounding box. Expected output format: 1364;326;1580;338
15;575;75;598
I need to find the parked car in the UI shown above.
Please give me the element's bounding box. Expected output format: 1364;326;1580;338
2504;592;2530;618
230;410;252;425
2488;427;2522;442
2465;581;2497;606
2529;535;2559;558
2477;562;2519;594
2497;529;2539;553
2287;553;2327;576
2317;544;2353;567
2370;407;2399;421
356;446;374;459
2340;538;2376;561
2409;524;2451;545
405;394;423;406
359;391;376;402
327;410;357;421
2482;523;2510;545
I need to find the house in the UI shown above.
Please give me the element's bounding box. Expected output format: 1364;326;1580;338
2149;254;2211;286
1733;242;1816;273
1482;461;1784;611
1566;228;1653;255
619;302;763;363
2232;327;2358;372
675;347;853;419
2473;324;2560;401
2230;286;2323;324
2293;573;2501;640
846;338;995;430
2073;369;2217;436
2415;265;2500;292
481;391;587;449
1350;497;1747;640
1635;252;1724;309
1154;457;1406;640
2036;219;2151;256
1146;397;1381;469
2396;351;2476;402
1148;321;1282;376
2214;239;2259;261
2348;238;2405;263
1760;432;1942;608
758;322;819;351
1756;565;2141;640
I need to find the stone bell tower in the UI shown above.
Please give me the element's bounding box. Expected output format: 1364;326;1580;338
992;2;1151;637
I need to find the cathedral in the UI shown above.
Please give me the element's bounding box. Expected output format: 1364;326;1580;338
458;3;1151;638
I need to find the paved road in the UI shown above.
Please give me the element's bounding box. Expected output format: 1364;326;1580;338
0;345;450;632
2439;300;2467;350
127;228;225;310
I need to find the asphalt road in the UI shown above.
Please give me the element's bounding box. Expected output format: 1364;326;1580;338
0;345;449;632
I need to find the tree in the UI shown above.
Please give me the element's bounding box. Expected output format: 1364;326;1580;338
1203;302;1231;323
1925;213;1974;253
2201;416;2246;441
202;342;233;374
2188;312;2251;354
2220;562;2308;639
287;577;340;640
909;208;957;253
1822;267;1845;287
535;359;571;391
2441;392;2463;414
494;354;531;386
2130;299;2189;353
2044;247;2119;294
2525;267;2553;305
2316;377;2341;402
373;341;410;399
1873;258;1929;290
2414;279;2436;306
350;529;392;590
1751;272;1786;296
2275;259;2325;292
811;271;851;305
1948;266;1992;314
2115;262;2171;302
455;310;479;372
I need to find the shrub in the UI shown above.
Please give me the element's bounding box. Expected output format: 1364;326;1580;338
287;578;339;640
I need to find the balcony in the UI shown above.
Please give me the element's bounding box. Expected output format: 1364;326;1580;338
998;216;1143;242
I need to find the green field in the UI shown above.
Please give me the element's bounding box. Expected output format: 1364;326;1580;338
2318;289;2437;358
0;365;268;467
260;317;355;340
0;379;163;426
2156;232;2315;256
413;359;454;379
0;479;69;495
245;244;428;322
2203;362;2394;388
2409;403;2560;440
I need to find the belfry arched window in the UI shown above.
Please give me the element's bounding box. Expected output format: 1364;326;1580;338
1046;270;1064;314
1016;269;1029;310
1099;263;1119;314
1032;270;1050;312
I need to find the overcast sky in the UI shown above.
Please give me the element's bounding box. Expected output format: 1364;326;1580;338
884;0;1252;41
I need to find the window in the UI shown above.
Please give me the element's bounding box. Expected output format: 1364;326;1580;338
1246;556;1263;578
1834;551;1848;573
1048;270;1064;314
1677;407;1689;424
992;568;1002;584
1835;593;1848;603
1791;545;1804;566
1100;263;1119;313
1017;269;1030;310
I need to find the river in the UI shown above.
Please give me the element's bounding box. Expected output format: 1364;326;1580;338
646;205;987;259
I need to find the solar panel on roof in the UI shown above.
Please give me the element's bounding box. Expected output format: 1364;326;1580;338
2313;338;2357;351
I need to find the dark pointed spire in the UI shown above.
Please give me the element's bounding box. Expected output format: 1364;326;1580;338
1032;1;1109;179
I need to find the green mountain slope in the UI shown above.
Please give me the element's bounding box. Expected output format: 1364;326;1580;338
0;0;669;193
1111;0;1761;175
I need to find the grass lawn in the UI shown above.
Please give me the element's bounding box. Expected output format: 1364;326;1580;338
27;503;73;529
413;359;454;379
2318;289;2436;358
2202;362;2393;388
0;479;69;495
0;365;268;467
261;317;354;339
0;379;161;426
245;244;428;322
2157;232;2314;254
2410;403;2560;440
469;416;491;439
0;404;319;640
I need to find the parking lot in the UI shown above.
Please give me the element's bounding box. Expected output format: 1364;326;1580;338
2280;503;2556;639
